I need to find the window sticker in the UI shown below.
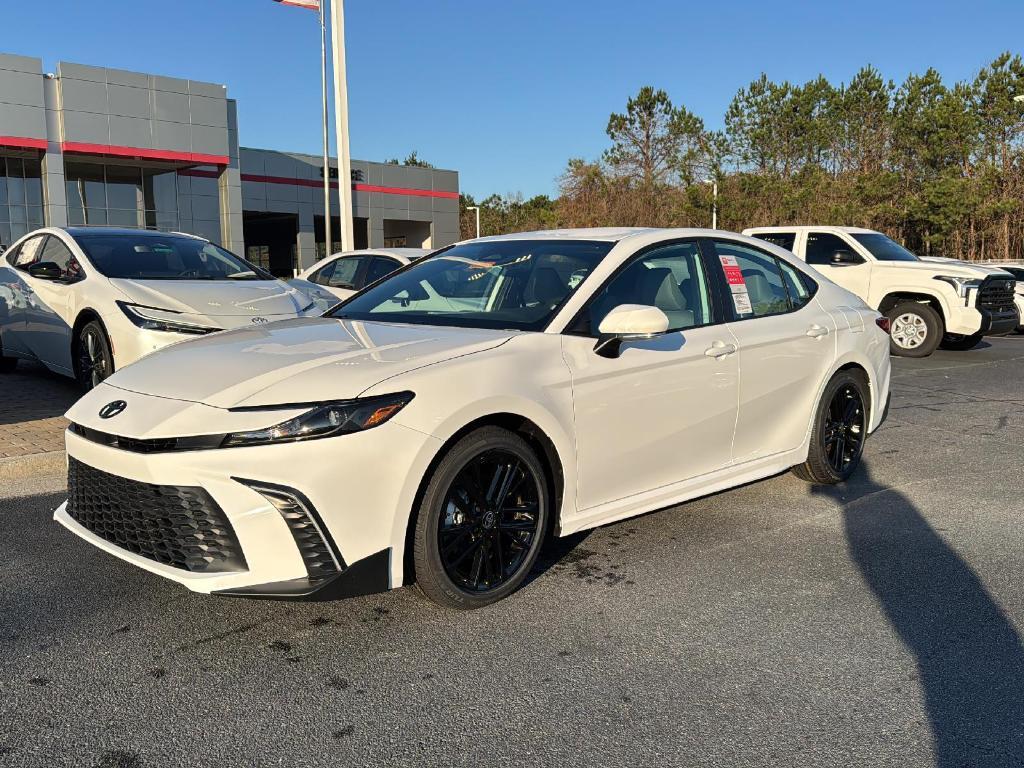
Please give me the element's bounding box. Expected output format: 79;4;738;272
719;254;752;315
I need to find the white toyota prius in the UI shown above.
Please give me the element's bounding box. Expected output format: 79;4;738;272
0;227;315;388
57;228;892;609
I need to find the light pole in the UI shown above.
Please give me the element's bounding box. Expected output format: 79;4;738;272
701;179;718;229
466;205;480;239
329;0;355;251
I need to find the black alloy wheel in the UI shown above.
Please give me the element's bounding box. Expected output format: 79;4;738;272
76;320;113;391
438;449;542;592
822;383;866;476
413;426;549;609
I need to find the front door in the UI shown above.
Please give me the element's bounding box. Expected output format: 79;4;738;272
21;235;81;372
561;240;739;511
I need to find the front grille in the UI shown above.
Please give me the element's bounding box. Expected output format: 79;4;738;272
977;278;1016;313
66;457;247;573
69;423;223;453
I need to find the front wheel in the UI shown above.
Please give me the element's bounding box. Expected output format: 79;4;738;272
793;370;869;485
939;332;984;351
75;320;114;391
413;426;549;609
886;302;942;357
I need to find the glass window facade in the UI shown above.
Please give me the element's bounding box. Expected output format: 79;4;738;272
65;161;221;238
0;155;44;249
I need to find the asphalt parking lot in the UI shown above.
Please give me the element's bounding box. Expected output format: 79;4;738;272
2;337;1023;768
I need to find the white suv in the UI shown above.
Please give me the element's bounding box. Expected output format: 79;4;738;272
743;226;1018;356
0;227;315;388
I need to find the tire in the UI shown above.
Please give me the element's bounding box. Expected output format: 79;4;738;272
75;320;114;391
413;426;549;609
793;370;869;485
886;302;942;357
939;332;984;351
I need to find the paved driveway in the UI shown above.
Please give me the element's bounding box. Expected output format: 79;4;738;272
2;338;1023;767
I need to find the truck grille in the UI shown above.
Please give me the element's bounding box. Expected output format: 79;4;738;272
66;457;247;573
977;278;1016;313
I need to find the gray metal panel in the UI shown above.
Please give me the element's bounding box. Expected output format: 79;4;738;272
381;207;410;221
188;80;226;99
190;123;229;156
0;53;42;74
152;89;189;122
150;74;189;94
0;103;45;138
189;94;227;128
61;110;109;144
263;152;299;178
153;120;191;153
242;196;268;213
380;164;409;188
409;194;433;212
267;180;297;203
432;196;459;214
60;78;107;113
109;114;153;148
0;69;44;108
57;62;105;83
107;84;151;119
239;148;265;174
104;67;149;89
432;170;459;193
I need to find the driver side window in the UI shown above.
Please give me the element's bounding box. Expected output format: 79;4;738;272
13;235;45;269
580;241;712;335
38;236;83;281
805;232;860;265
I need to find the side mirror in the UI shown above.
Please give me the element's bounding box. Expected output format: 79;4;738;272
594;304;670;358
831;250;861;265
28;261;63;280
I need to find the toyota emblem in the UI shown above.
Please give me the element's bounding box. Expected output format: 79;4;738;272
99;400;127;419
251;316;269;325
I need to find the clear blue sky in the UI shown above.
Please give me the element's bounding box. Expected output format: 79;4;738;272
5;0;1024;198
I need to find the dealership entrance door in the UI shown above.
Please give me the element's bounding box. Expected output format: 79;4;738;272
243;212;298;277
383;219;431;249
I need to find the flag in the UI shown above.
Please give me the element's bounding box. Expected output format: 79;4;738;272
273;0;320;10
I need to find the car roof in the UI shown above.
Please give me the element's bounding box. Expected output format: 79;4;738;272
470;227;657;243
744;225;878;235
61;226;206;239
327;247;431;261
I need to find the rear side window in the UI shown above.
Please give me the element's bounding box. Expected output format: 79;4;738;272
38;236;83;281
710;240;801;319
776;259;814;310
752;232;796;252
13;235;45;268
805;232;857;265
363;256;401;287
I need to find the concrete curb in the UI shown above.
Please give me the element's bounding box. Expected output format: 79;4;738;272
0;451;66;483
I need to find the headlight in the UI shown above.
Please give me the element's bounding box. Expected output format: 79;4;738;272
933;275;982;298
221;392;414;447
116;301;218;335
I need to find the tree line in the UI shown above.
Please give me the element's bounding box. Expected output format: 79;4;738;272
460;53;1024;262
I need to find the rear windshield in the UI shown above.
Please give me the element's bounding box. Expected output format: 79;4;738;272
851;233;919;262
73;233;272;281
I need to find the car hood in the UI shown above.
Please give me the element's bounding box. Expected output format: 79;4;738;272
875;260;1007;279
104;318;516;408
110;278;311;318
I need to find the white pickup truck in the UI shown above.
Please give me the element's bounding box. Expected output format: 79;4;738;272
742;226;1019;357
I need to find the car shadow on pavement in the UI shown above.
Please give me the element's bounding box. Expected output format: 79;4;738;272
0;361;80;428
815;463;1024;767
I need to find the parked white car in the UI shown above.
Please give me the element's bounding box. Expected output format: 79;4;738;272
0;227;315;388
57;228;891;608
289;248;430;309
743;226;1018;356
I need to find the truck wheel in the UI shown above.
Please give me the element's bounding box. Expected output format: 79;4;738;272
939;332;984;351
793;369;869;485
886;303;942;357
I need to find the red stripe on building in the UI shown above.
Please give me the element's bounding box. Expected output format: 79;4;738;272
62;142;229;166
0;136;48;151
239;173;458;199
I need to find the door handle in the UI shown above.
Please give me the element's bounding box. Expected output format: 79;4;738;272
806;325;830;338
704;340;737;358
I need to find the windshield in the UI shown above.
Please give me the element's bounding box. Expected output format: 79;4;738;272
73;233;273;281
851;233;919;262
329;239;614;331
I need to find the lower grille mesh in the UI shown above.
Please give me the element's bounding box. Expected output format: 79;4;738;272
66;457;247;573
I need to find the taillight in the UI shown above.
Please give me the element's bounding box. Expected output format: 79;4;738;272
875;316;891;334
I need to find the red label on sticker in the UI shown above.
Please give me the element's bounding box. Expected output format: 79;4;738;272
723;265;745;285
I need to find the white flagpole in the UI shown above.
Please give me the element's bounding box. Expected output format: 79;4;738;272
318;1;332;257
329;0;355;252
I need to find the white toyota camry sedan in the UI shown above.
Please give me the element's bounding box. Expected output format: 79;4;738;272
0;227;315;389
57;228;891;609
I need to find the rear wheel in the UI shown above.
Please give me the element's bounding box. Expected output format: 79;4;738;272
413;427;549;609
939;332;984;351
75;320;114;391
793;370;869;485
886;302;942;357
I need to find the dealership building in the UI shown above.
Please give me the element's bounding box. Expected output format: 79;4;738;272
0;52;460;275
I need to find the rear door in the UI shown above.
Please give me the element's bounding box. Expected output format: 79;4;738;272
707;238;837;463
1;234;47;356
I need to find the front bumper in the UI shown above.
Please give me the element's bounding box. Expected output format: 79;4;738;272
56;416;441;598
979;307;1018;336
